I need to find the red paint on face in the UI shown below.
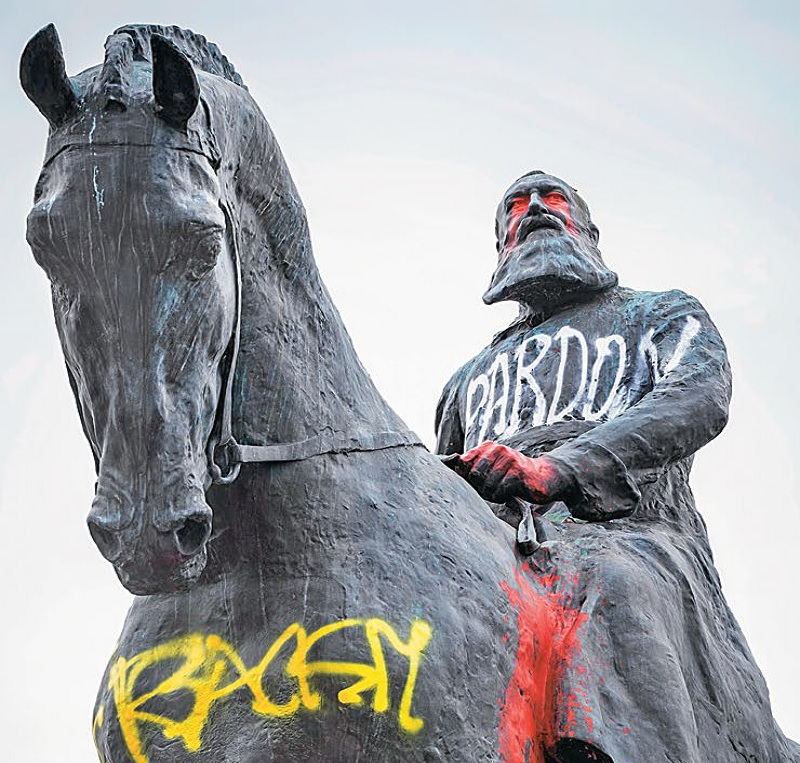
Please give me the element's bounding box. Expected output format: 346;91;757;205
503;195;530;256
541;191;579;237
502;190;580;260
499;565;588;763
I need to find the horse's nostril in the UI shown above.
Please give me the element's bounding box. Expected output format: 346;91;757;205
88;520;123;562
174;516;211;556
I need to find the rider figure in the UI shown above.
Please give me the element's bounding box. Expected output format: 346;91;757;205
435;172;797;763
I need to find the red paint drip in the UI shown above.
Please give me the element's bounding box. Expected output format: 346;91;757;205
499;565;588;763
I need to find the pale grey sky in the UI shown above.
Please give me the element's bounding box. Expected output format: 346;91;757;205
1;2;798;759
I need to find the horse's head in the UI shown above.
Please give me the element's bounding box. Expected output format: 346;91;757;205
21;25;241;594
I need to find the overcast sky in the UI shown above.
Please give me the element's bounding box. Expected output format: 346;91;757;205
1;1;798;759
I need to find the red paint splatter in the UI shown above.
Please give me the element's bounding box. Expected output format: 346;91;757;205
564;688;594;737
499;564;588;763
518;456;560;504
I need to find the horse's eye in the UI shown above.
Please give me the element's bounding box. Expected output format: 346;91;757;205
187;229;224;280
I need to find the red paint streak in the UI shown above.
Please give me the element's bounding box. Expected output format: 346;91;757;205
541;191;579;237
504;195;531;256
499;565;588;763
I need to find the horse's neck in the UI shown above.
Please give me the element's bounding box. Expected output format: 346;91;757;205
228;114;407;448
235;259;405;445
202;97;428;584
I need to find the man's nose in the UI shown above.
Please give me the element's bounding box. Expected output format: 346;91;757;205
526;193;549;215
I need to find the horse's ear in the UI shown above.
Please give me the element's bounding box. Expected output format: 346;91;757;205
20;24;77;128
151;34;199;130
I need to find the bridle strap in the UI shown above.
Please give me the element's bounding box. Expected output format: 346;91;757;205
207;206;424;485
219;212;242;451
232;430;424;463
210;429;424;483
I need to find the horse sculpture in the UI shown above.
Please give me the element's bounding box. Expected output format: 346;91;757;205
21;24;529;763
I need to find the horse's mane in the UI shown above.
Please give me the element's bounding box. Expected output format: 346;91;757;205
108;24;246;89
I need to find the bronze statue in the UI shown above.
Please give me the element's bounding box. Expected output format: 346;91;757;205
20;24;799;763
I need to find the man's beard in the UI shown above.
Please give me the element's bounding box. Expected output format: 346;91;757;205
483;229;617;317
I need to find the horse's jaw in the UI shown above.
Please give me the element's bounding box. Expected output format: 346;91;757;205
113;545;209;596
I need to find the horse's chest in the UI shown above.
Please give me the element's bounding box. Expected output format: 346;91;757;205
93;562;515;762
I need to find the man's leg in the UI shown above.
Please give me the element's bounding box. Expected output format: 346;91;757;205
548;738;614;763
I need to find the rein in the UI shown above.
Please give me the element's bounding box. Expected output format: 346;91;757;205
206;204;424;485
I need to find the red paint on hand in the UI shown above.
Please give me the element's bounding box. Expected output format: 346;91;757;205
499;566;588;763
452;442;562;505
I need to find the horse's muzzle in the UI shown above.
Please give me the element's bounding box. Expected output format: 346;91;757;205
87;498;213;593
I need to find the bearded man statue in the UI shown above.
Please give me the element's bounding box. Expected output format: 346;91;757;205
436;171;800;763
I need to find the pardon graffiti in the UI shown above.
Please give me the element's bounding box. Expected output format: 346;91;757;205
464;316;700;446
95;617;433;763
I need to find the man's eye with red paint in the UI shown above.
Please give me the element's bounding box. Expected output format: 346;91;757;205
501;195;532;253
542;191;567;207
509;195;530;217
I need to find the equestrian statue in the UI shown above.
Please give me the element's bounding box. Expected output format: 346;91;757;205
20;23;799;763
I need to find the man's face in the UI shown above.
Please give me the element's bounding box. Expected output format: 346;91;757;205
483;173;615;313
496;175;591;258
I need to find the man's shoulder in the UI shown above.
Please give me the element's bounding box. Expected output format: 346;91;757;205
439;286;713;393
612;285;714;327
495;286;706;331
614;285;705;310
588;284;692;306
435;323;523;411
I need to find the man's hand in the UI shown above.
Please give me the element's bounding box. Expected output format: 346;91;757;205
444;441;569;505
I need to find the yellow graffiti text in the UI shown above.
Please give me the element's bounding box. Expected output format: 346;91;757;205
103;618;432;763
